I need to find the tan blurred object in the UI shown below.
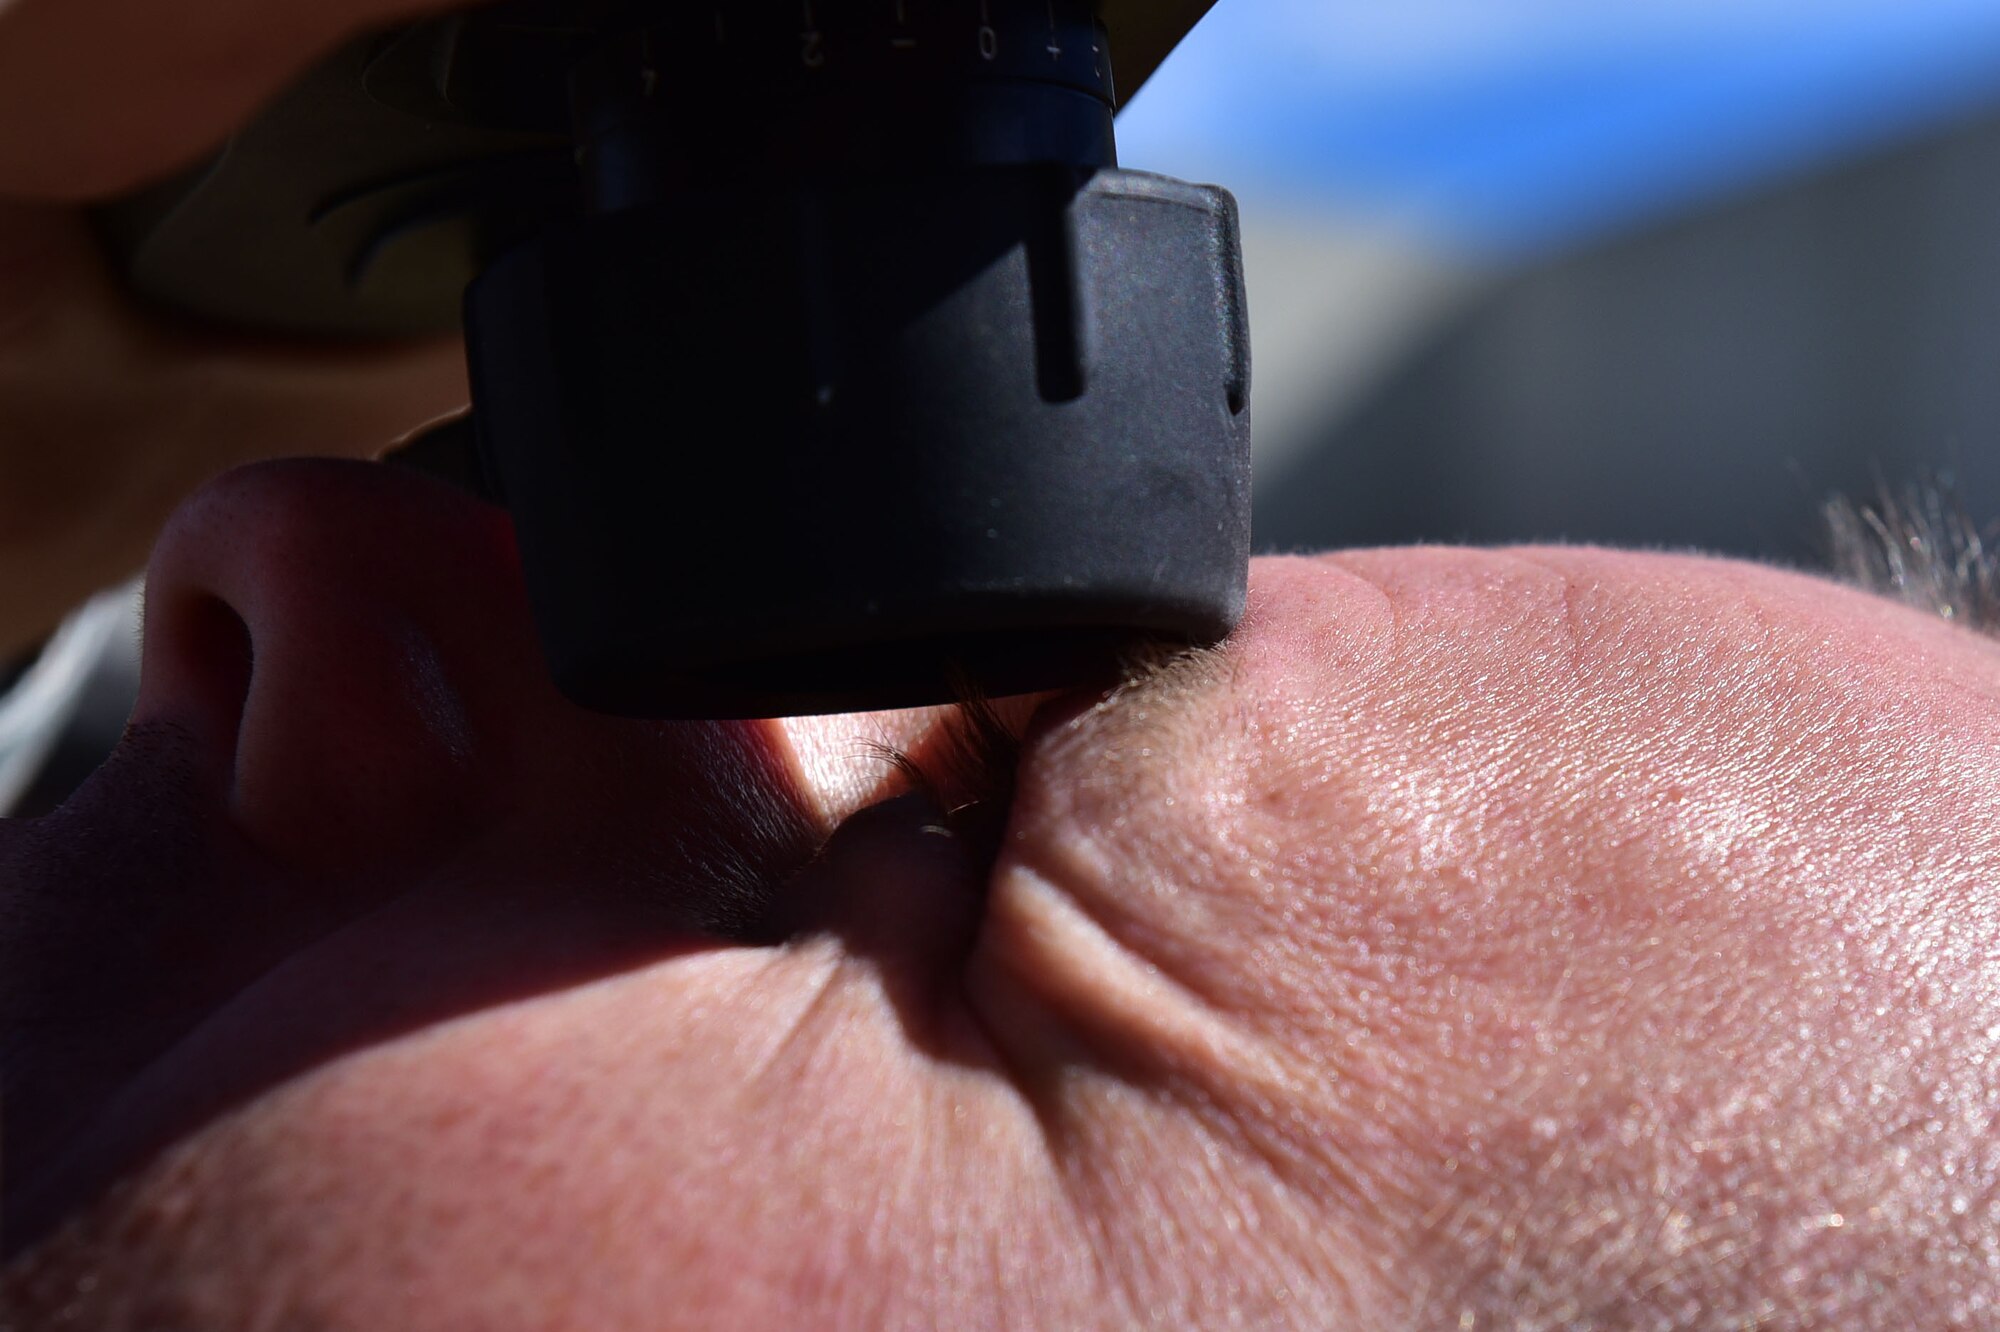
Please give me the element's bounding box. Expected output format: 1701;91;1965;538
0;0;479;657
0;0;1209;659
0;203;466;659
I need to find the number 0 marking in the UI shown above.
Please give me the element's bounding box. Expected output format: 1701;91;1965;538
979;0;998;59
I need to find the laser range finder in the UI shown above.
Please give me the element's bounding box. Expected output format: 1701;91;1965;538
107;0;1251;719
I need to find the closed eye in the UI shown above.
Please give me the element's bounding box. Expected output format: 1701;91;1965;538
870;693;1025;865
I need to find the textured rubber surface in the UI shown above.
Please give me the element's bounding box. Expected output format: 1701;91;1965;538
470;166;1251;717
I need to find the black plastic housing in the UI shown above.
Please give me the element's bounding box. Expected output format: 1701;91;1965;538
470;167;1250;716
104;0;1252;719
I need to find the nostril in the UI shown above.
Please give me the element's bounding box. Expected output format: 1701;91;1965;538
170;593;255;759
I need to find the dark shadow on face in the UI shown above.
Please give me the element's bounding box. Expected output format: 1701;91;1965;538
0;460;841;1257
1;457;1064;1263
2;730;834;1258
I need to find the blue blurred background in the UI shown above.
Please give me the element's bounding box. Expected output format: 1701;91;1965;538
1113;0;2000;559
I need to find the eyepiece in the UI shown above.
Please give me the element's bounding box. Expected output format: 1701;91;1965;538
465;1;1252;717
103;0;1251;720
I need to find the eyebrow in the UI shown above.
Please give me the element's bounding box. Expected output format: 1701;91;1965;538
1824;479;2000;634
868;639;1229;866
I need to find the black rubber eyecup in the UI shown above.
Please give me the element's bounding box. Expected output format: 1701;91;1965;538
467;166;1252;719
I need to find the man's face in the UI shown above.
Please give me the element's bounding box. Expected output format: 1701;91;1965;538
6;459;1999;1328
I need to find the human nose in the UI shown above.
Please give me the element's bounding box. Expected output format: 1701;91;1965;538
133;457;540;872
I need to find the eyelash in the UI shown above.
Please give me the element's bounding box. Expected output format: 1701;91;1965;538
872;694;1024;853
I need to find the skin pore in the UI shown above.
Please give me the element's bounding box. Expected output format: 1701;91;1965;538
4;459;1999;1330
